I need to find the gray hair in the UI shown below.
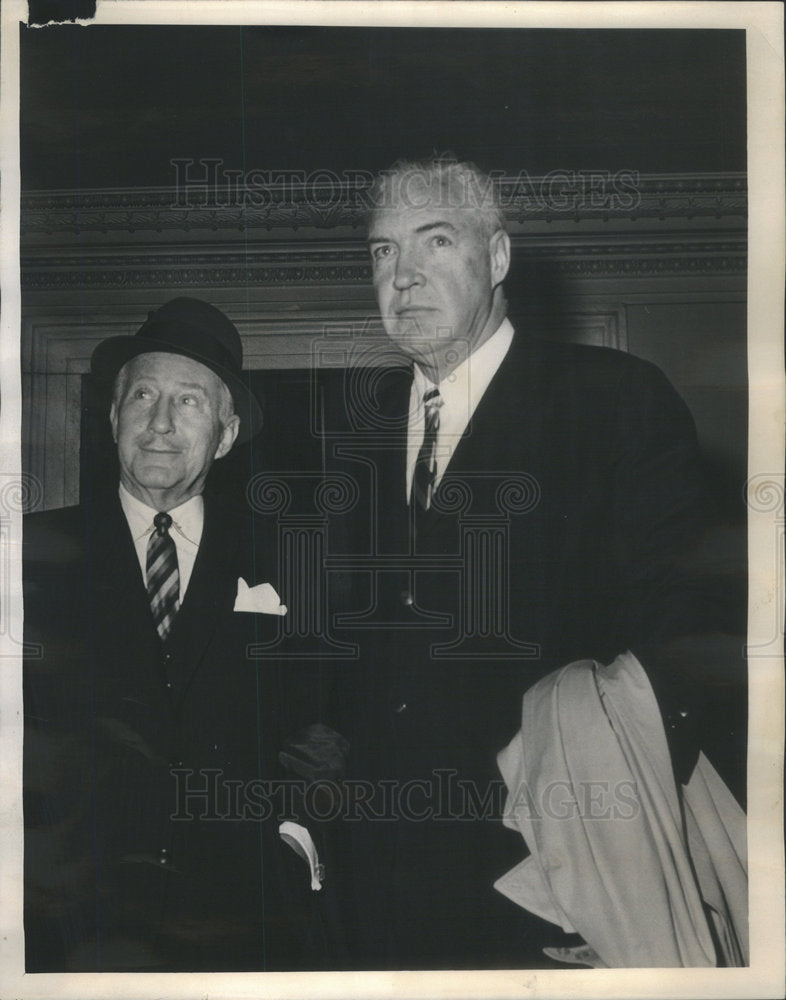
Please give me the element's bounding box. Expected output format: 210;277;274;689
112;357;236;428
367;155;506;238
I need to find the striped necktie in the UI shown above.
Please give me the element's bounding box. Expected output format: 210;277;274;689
146;512;180;641
412;387;442;511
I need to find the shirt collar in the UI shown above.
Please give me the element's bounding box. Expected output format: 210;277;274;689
118;483;204;546
413;317;514;411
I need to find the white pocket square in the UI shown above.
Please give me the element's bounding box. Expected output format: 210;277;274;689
233;578;287;616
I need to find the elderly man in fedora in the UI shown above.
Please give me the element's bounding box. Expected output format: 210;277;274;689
23;298;330;972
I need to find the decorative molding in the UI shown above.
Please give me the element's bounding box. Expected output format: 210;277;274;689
21;252;371;290
549;253;746;278
499;172;747;225
23;247;366;269
20;172;747;237
22;237;746;290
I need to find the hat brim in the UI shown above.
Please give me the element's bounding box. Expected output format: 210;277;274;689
91;336;263;445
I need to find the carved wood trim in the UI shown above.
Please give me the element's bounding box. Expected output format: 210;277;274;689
21;236;746;291
20;172;747;237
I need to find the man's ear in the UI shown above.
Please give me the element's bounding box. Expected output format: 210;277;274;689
109;400;118;444
214;414;240;460
489;229;511;288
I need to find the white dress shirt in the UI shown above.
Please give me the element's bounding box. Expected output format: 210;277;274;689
119;483;204;602
406;317;515;502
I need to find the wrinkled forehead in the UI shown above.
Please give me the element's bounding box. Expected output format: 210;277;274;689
369;182;488;240
118;351;227;397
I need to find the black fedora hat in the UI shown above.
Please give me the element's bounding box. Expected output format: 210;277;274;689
91;297;263;444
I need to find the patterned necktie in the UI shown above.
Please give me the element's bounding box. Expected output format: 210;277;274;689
146;512;180;641
412;387;442;511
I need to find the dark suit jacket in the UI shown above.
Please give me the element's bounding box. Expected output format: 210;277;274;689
23;488;331;972
321;334;746;968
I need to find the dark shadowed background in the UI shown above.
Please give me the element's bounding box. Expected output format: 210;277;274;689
21;26;745;186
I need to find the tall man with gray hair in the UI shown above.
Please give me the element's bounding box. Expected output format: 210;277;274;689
326;158;744;968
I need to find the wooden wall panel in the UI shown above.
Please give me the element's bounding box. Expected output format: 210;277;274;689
21;174;747;511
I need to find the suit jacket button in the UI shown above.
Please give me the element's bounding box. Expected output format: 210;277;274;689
394;702;407;714
399;590;414;607
668;708;689;729
159;849;169;865
164;652;173;664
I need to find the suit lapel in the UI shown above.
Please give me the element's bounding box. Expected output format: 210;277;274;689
415;334;543;541
164;494;240;698
86;492;158;644
372;368;412;553
446;333;543;471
